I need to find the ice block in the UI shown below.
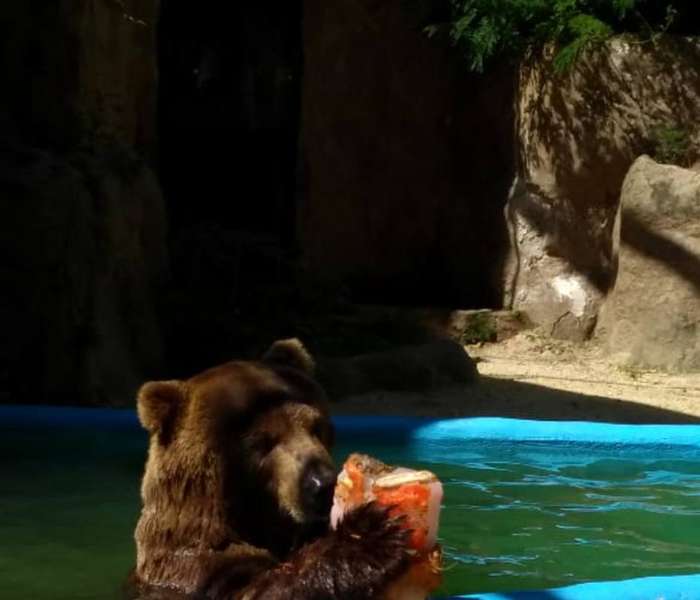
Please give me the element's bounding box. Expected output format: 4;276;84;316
330;453;443;599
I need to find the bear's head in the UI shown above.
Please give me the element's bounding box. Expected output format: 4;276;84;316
135;339;336;562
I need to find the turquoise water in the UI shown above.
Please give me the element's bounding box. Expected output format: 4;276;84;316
342;437;700;596
3;424;700;599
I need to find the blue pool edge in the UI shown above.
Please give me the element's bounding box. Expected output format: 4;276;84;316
451;572;700;599
4;405;700;599
7;405;700;446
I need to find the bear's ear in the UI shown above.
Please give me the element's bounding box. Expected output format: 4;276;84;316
262;338;315;375
137;380;184;438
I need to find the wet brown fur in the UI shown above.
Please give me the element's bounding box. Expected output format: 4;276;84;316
133;339;410;599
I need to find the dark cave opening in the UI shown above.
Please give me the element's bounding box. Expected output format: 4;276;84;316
156;0;513;372
157;0;305;371
158;0;302;243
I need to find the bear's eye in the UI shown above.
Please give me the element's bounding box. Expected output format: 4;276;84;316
310;420;328;443
250;433;278;456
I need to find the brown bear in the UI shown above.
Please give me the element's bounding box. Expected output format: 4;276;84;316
133;339;411;599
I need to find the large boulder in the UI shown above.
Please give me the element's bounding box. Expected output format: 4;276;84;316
596;155;700;372
317;340;478;400
0;143;167;404
506;37;700;340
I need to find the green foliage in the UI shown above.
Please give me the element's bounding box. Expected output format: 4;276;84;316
429;0;684;72
552;13;613;71
460;312;497;344
650;124;692;166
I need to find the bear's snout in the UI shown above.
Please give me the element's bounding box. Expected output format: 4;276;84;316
300;459;336;520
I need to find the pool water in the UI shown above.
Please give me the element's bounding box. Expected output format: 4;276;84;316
339;436;700;596
0;428;143;600
3;419;700;599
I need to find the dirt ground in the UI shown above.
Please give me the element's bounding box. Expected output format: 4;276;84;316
332;330;700;424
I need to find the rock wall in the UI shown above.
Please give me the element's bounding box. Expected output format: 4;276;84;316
596;156;700;371
0;0;165;404
300;13;700;332
2;0;158;151
300;0;514;308
0;145;167;404
506;37;700;340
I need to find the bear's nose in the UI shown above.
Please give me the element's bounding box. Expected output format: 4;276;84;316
302;462;336;514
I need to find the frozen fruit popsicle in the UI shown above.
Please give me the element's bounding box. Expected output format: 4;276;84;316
330;453;443;599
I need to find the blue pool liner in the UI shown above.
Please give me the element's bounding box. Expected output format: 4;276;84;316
334;414;700;447
454;572;700;599
6;406;700;447
4;405;700;599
